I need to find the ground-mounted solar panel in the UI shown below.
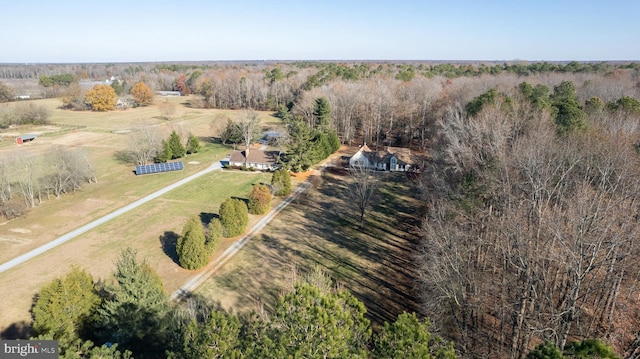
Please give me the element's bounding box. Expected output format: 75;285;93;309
135;161;184;175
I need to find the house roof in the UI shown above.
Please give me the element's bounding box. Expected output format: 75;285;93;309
355;144;414;166
229;149;277;165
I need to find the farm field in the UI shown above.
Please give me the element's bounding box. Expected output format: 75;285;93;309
0;97;281;334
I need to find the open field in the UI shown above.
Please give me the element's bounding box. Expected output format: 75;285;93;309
0;97;281;334
0;96;280;264
195;169;423;327
0;170;274;334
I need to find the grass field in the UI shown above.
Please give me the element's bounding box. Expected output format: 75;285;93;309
195;169;423;327
0;97;422;338
0;97;282;335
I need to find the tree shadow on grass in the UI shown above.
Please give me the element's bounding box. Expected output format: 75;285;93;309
199;212;218;225
160;231;180;265
1;321;30;339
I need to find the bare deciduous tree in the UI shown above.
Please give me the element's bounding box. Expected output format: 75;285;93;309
238;109;260;150
128;121;162;165
348;165;379;227
42;146;95;198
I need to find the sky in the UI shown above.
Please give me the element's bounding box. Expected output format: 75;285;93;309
1;0;638;63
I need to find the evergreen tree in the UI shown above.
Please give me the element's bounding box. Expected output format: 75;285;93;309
527;341;564;359
31;267;101;343
327;130;341;153
373;312;457;359
97;248;170;357
265;267;371;358
185;133;201;154
313;97;332;129
168;130;186;159
156;139;172;163
172;309;242;359
550;81;587;135
176;215;209;270
219;198;248;237
248;183;272;215
564;339;620;359
282;119;315;171
270;169;291;196
110;79;124;96
466;88;497;116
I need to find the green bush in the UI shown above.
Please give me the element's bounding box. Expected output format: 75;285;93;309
176;216;209;270
271;169;291;196
220;198;249;237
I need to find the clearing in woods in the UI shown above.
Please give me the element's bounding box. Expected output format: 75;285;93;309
196;168;423;327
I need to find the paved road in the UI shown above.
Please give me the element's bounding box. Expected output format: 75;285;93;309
0;161;222;274
171;182;309;300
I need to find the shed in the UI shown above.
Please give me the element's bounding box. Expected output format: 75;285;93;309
16;134;37;144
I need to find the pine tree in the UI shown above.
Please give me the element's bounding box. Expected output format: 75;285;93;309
271;169;291;196
31;267;101;342
219;198;248;237
185;133;201;154
266;267;371;358
313;97;332;129
156;139;172;163
168;130;186;159
177;216;209;270
248;184;271;215
373;312;457;359
97;248;170;357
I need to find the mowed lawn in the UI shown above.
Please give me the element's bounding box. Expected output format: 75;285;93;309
0;169;273;334
0;97;280;335
196;170;424;327
0;96;279;264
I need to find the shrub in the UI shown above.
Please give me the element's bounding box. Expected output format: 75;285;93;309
219;198;248;237
248;184;271;215
176;216;209;270
271;169;291;196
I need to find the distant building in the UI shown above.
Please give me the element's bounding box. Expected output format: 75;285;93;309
16;134;37;144
79;76;117;89
156;91;181;96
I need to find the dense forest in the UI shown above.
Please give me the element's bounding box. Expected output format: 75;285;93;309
2;60;640;358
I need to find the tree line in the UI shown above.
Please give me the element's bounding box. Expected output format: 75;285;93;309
0;147;95;219
417;76;640;357
29;250;457;359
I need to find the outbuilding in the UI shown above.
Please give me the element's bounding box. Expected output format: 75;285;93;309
15;134;37;144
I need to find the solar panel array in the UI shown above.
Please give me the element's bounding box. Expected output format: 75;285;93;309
135;161;184;175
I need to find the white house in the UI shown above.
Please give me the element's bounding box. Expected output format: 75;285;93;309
349;144;414;172
227;148;279;171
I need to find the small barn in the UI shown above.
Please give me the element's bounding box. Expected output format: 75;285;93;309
16;134;37;144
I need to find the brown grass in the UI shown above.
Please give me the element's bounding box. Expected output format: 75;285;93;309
0;97;280;335
196;169;423;327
